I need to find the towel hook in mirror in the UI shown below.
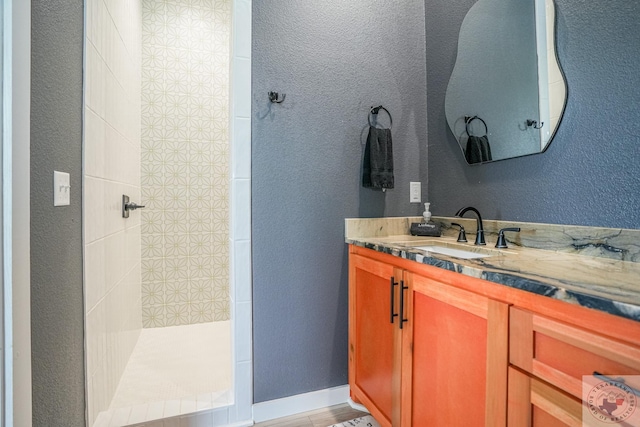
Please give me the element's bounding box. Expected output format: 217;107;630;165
526;119;544;129
368;105;393;129
268;91;286;103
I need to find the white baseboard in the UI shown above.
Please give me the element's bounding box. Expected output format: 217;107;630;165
346;397;369;414
252;385;350;423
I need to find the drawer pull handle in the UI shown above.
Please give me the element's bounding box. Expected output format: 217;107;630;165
593;371;640;397
390;277;398;324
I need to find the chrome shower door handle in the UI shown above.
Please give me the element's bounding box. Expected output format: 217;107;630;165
122;194;145;218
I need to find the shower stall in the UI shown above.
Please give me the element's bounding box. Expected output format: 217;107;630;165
82;0;253;425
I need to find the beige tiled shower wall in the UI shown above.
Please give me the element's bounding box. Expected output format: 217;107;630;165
84;0;143;423
140;0;231;328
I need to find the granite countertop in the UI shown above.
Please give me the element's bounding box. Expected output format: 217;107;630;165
346;217;640;323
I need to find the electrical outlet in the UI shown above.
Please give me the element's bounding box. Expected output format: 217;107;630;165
410;182;421;203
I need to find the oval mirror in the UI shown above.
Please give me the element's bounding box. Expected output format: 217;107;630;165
445;0;567;164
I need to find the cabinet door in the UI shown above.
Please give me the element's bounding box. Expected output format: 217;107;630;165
510;307;640;400
508;367;582;427
349;253;402;427
401;272;509;427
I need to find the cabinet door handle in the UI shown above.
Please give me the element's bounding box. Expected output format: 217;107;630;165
399;280;408;329
390;277;398;324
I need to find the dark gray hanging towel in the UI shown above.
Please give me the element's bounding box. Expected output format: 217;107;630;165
465;135;492;164
363;127;394;189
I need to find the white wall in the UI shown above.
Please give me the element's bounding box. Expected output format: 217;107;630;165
228;0;253;422
83;0;143;423
7;0;33;424
545;0;566;133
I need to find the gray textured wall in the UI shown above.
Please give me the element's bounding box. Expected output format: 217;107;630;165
426;0;640;228
30;0;86;425
252;1;427;402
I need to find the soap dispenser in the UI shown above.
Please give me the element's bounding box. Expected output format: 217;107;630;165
423;203;432;223
410;202;441;236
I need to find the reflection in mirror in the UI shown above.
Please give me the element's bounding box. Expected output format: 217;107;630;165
445;0;567;164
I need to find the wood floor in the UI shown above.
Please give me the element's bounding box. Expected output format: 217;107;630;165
253;403;369;427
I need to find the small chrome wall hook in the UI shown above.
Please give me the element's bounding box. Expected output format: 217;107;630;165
526;119;544;129
268;91;286;103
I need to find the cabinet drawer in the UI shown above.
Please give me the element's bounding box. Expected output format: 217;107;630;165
508;367;582;427
509;307;640;400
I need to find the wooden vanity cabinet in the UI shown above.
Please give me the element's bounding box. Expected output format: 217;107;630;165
348;253;401;426
509;307;640;400
508;306;640;427
349;246;508;427
349;245;640;427
400;272;509;427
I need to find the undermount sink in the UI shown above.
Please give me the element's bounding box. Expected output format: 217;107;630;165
389;238;503;259
412;245;491;259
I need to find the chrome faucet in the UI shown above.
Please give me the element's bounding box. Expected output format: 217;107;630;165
454;206;486;245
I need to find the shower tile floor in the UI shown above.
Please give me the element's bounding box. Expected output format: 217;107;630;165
95;321;232;427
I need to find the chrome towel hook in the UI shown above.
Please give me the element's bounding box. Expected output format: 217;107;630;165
268;91;286;103
526;119;544;129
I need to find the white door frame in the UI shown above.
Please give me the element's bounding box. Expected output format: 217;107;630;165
226;0;253;423
3;0;33;425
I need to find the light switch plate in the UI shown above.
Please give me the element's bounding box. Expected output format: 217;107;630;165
54;171;71;206
410;181;421;203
